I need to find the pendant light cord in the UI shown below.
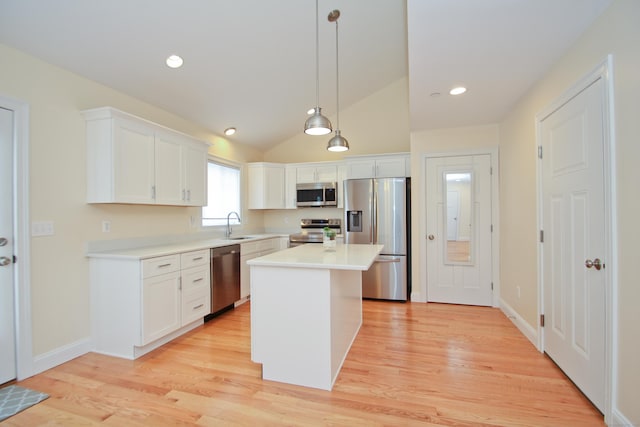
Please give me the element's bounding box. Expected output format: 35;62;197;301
335;18;340;130
315;0;320;108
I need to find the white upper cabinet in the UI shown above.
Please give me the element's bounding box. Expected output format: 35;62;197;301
83;107;209;206
247;163;285;209
295;163;338;183
345;153;410;179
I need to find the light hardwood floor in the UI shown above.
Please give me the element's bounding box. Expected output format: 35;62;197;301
8;301;603;426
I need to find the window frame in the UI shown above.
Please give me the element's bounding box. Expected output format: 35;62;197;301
201;156;243;230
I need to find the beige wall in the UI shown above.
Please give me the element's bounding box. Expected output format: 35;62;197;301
0;43;263;356
499;0;639;423
263;77;410;163
409;125;499;302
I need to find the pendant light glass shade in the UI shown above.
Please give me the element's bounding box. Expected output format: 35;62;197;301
304;0;332;136
326;9;349;152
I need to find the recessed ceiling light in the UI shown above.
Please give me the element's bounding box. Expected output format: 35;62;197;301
166;55;183;69
449;86;467;95
224;127;236;136
430;92;441;98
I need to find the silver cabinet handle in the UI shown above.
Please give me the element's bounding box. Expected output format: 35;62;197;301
158;263;172;268
0;256;12;266
428;234;435;240
192;278;204;283
0;237;7;246
193;303;204;310
192;257;203;261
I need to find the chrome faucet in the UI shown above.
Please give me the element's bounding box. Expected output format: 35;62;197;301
226;211;241;238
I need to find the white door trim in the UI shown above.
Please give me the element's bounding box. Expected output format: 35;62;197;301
416;147;500;306
535;55;616;422
0;95;34;380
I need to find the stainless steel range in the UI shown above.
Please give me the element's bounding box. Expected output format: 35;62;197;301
289;218;342;247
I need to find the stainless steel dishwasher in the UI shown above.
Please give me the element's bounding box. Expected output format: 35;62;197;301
210;244;240;315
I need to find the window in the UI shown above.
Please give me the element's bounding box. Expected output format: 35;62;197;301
202;159;241;227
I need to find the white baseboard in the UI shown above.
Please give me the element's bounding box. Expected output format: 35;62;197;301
31;337;92;377
609;408;634;427
499;298;538;350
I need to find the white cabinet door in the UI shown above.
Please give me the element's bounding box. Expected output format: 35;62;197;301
182;144;208;206
141;271;181;345
346;160;376;179
285;164;297;209
113;118;156;203
154;133;184;205
247;163;285;209
295;165;317;183
296;164;337;183
375;157;407;178
315;165;338;182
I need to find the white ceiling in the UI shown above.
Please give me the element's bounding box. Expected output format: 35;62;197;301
0;0;612;150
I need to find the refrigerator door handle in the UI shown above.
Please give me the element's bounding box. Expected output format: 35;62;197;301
371;182;377;244
374;258;401;263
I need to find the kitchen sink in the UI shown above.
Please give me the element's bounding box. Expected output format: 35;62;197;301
228;236;252;240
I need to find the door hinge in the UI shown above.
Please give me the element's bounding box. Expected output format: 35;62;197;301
490;224;493;233
540;314;545;327
538;146;543;159
490;166;493;175
13;255;17;263
491;282;494;290
540;230;544;243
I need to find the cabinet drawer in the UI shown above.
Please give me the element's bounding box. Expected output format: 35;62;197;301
182;265;210;293
182;292;210;325
142;254;180;278
181;249;209;269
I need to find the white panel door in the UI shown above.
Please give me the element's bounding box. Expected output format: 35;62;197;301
426;155;492;306
541;78;605;411
0;107;16;384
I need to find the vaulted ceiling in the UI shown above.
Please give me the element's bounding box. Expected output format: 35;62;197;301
0;0;612;149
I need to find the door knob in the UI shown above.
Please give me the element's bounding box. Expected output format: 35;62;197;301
0;256;12;266
585;258;603;270
428;234;435;240
0;237;7;246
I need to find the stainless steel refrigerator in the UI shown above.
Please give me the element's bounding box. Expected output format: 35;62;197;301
344;177;410;301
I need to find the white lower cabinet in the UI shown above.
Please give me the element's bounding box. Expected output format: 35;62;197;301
91;249;210;359
240;238;285;299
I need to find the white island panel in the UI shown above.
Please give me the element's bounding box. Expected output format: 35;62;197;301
249;243;381;391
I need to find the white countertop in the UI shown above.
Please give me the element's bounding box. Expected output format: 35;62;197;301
247;243;384;271
86;234;286;260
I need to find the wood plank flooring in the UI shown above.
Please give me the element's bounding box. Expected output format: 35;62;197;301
7;301;604;426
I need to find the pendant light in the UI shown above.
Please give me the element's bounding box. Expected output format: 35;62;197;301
326;9;349;152
304;0;332;136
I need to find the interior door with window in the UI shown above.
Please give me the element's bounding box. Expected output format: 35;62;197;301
0;106;17;384
541;77;606;411
426;154;492;306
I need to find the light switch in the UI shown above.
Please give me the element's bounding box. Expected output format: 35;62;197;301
31;221;55;236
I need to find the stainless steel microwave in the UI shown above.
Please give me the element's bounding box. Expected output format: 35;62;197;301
296;182;337;207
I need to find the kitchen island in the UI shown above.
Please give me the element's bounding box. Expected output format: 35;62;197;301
248;243;383;390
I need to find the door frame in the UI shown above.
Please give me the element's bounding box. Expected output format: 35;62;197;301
535;55;616;421
417;147;500;306
0;95;34;380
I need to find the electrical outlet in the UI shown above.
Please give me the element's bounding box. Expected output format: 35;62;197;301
102;221;111;233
